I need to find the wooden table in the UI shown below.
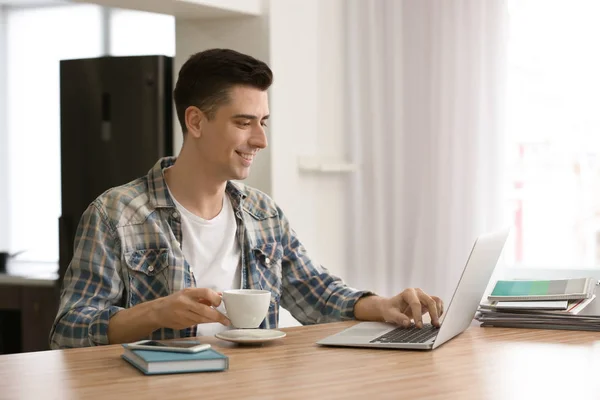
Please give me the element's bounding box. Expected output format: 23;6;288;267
1;321;600;400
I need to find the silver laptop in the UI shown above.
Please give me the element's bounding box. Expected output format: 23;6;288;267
317;228;510;350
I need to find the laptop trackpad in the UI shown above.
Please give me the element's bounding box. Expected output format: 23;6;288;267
338;322;394;337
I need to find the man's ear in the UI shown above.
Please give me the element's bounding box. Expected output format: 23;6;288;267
185;106;206;139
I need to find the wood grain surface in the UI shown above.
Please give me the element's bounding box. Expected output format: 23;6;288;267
1;321;600;400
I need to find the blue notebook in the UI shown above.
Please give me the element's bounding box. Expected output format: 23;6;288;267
121;347;229;375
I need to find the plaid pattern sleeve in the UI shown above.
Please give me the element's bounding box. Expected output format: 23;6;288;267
276;205;375;324
49;202;125;349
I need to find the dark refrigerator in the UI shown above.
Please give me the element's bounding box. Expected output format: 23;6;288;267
59;55;173;285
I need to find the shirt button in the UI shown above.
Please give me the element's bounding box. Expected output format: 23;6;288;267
265;257;270;265
148;265;154;272
172;211;179;219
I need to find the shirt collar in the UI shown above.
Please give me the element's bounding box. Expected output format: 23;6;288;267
146;157;247;210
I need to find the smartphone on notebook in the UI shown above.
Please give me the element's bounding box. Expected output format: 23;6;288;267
124;340;211;353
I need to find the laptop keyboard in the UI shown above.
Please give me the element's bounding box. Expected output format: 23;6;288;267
370;324;439;344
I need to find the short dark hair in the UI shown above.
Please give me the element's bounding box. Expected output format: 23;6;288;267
173;48;273;133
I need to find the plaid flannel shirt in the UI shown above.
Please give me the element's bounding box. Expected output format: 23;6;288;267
50;157;371;349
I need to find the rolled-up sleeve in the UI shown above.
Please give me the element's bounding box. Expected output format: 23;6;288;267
49;202;125;349
277;206;375;324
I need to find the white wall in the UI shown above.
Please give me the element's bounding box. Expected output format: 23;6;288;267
174;2;271;194
0;6;7;252
269;0;348;279
268;0;319;265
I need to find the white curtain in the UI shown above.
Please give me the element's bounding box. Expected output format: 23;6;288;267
344;0;509;302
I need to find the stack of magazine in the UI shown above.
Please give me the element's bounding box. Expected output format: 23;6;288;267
475;277;600;331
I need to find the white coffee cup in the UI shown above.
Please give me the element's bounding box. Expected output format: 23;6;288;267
217;289;272;329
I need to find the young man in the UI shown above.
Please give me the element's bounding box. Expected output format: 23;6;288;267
50;48;444;349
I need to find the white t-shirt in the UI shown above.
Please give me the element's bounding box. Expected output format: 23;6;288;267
168;187;241;337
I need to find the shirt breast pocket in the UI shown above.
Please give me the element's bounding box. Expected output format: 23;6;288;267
124;248;171;307
253;242;283;303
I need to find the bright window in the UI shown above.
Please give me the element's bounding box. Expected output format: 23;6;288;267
506;0;600;268
6;4;103;262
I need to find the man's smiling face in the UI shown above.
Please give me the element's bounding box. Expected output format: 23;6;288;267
188;85;269;182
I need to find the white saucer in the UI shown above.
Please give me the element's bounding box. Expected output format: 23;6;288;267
215;329;286;344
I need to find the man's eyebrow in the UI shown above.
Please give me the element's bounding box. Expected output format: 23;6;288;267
231;114;270;120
